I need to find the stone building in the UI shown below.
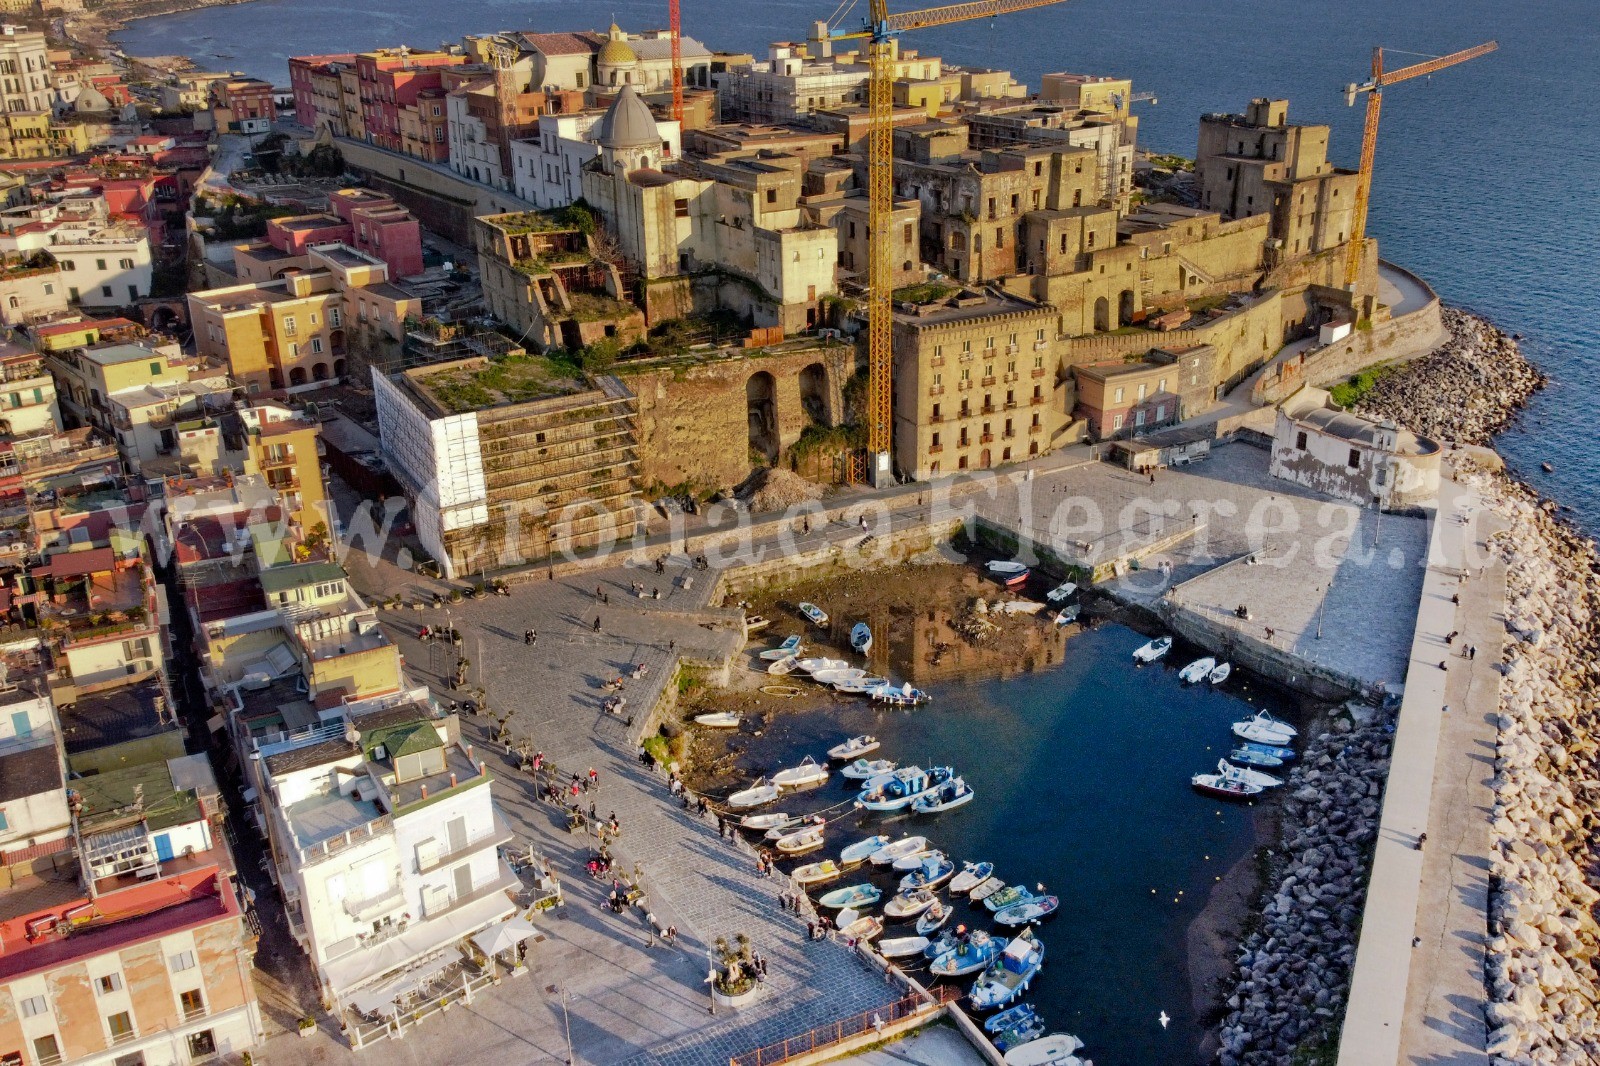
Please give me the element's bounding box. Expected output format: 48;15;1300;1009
509;105;679;209
1070;345;1217;440
889;289;1068;479
1269;384;1441;510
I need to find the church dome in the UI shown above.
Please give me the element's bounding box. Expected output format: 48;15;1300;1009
595;85;659;150
597;24;637;67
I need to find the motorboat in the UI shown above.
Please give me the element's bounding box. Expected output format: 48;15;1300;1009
812;667;868;685
1239;740;1296;761
1178;656;1217;684
1192;766;1265;800
817;883;882;909
894;846;946;872
912;777;974;814
792;859;841;885
983;885;1035;913
851;622;873;655
758;635;802;659
1133;636;1173;663
1001;569;1031;589
841;758;897;780
986;560;1029;576
836;909;883;942
872;684;932;708
827;734;880;761
1003;1034;1087;1066
994;1018;1047;1055
775;825;826;855
1053;605;1080;626
766;816;817;841
899;854;956;892
1221;760;1283;789
994;894;1059;926
950;861;996;895
1210;661;1233;685
795;657;848;675
727;781;781;808
693;712;741;728
798;602;829;626
870;836;929;866
745;615;773;634
772;756;829;790
970;929;1045;1011
835;677;892;695
1241;710;1298;737
986;1003;1041;1036
924;930;960;959
858;766;953;811
1046;581;1078;603
738;812;794;831
929;931;1006;977
970;878;1007;904
839;834;891;865
916;900;954;935
883;888;939;920
1228;747;1284;768
877;935;930;959
1230;712;1297;744
767;655;799;676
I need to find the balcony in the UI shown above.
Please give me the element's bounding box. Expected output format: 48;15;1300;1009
343;882;406;922
979;433;994;444
930;355;945;367
957;439;970;449
1004;400;1018;410
957;380;973;391
983;348;997;358
1032;367;1048;378
1029;423;1044;435
980;404;996;415
927;385;944;397
184;1003;208;1021
416;819;514;874
981;376;996;387
1030;395;1045;406
1006;344;1020;355
928;412;943;424
1004;371;1019;383
1034;340;1050;351
959;351;974;363
928;444;944;455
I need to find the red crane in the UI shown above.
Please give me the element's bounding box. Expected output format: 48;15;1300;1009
669;0;684;123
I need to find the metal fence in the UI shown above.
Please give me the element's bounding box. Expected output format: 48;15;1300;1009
728;986;957;1066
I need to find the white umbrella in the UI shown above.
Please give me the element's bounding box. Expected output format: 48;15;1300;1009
471;916;542;957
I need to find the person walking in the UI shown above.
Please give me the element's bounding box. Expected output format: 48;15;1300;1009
593;616;603;633
525;629;536;645
588;767;599;790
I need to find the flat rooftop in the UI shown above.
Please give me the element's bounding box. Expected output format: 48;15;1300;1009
405;353;588;416
79;342;173;367
57;677;175;756
283;789;381;850
0;743;62;803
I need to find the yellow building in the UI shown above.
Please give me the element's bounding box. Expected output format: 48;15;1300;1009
238;404;329;534
44;336;199;435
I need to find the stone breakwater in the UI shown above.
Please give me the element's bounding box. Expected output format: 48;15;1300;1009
1213;710;1392;1064
1355;307;1546;444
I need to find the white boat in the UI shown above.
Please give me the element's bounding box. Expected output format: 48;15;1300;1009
871;836;930;866
738;812;792;831
1210;661;1233;685
1003;1034;1087;1066
1178;656;1217;684
811;667;867;685
950;861;996;895
767;655;799;676
1192;765;1264;800
970;929;1045;1011
775;825;826;855
791;859;841;885
758;635;802;659
772;756;829;789
795;657;848;675
912;777;974;814
765;817;812;840
1233;710;1298;740
839;834;890;864
727;781;781;808
837;909;883;942
841;758;897;780
798;602;829;626
876;935;930;959
693;712;741;728
835;676;891;694
872;684;931;707
1221;759;1282;789
916;900;954;935
986;560;1029;575
851;622;873;655
818;884;881;909
894;846;945;872
1046;581;1078;603
899;854;955;891
827;735;880;760
1132;636;1173;663
858;765;952;809
1053;605;1080;626
970;878;1007;904
883;888;938;919
930;931;1006;977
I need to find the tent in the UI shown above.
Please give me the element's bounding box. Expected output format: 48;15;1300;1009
471;916;542;957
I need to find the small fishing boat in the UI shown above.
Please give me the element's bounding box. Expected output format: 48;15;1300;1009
970;929;1045;1011
1230;711;1297;744
877;935;930;959
1178;656;1217;684
986;560;1028;576
1053;605;1080;627
1222;760;1283;789
837;909;883;942
791;859;841;885
798;602;829;626
899;854;956;892
1192;765;1265;800
858;766;953;811
993;1016;1047;1054
834;676;892;694
759;636;803;659
894;846;946;872
727;780;781;808
924;930;960;959
1133;636;1173;663
1003;1033;1086;1066
745;615;773;634
841;758;897;780
872;684;931;707
775;825;826;855
913;777;975;814
1210;661;1233;685
970;878;1007;904
851;622;873;655
883;888;939;919
839;834;890;865
985;1003;1041;1036
795;657;848;675
1002;570;1030;589
994;894;1059;927
693;711;741;728
870;835;929;866
1228;747;1284;768
930;931;1006;977
1238;740;1296;761
1046;581;1078;603
827;734;880;761
811;667;868;685
950;861;996;895
916;900;954;935
818;883;882;910
767;655;799;676
983;885;1035;913
738;812;794;831
766;816;816;840
771;756;829;790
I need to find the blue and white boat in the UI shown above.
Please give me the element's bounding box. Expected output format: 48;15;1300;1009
994;894;1059;927
798;602;829;626
970;929;1045;1010
851;622;873;655
912;777;974;814
759;635;803;659
1229;747;1284;768
1239;740;1296;761
985;1003;1042;1036
839;834;891;864
817;883;882;910
950;861;995;895
983;885;1036;913
916;900;954;935
929;931;1006;977
857;766;954;811
841;757;897;780
872;683;931;707
899;853;956;892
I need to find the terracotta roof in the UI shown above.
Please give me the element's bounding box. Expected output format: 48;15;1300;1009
35;546;117;579
518;31;605;56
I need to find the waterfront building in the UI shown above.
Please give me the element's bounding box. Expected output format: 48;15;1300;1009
160;70;237;115
508;106;679;209
0;25;53;115
352;47;467;156
210;76;276;133
592;22;712;94
714;26;939;124
43;334;195;440
1070;345;1218;440
287;54;358;135
499;30;604;93
1269;384;1441;510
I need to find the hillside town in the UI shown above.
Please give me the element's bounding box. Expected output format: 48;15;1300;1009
0;5;1562;1066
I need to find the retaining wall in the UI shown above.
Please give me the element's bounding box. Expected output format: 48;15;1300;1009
335;139;535;247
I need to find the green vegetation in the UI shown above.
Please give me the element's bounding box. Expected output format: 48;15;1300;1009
1289;1026;1340;1066
1147;152;1195;172
788;422;865;465
421;352;585;413
1328;363;1396;408
629;309;748;358
841;368;869;426
496;200;601;236
194;194;302;240
892;280;956;305
566;293;635;324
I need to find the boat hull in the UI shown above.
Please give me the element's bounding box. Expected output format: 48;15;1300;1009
1192;776;1263;800
817;885;881;909
950;862;995;894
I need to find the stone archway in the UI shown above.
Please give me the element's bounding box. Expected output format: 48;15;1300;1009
799;362;830;424
333;358;347;378
1094;297;1110;332
746;371;779;464
312;362;330;381
1119;289;1136;326
288;366;307;387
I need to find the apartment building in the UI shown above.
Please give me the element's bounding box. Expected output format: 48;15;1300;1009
509;106;679;209
287;53;359;134
236;402;329;536
43;333;192;437
0;25;53;115
353;47;467;155
1071;346;1218;440
230;190;423;283
0;199;154;309
0;351;61;442
211;77;276;133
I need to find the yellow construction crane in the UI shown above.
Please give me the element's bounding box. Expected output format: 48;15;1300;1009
828;0;1069;485
1341;40;1497;290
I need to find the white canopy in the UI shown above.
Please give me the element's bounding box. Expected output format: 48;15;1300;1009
471;915;542;957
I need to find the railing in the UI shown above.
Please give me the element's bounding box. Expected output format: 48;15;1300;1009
926;385;944;396
1030;395;1044;405
343;883;405;921
1032;366;1047;376
728;988;957;1066
416;820;514;874
184;1004;207;1021
981;375;996;387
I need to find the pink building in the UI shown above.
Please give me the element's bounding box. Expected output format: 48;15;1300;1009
329;189;423;278
265;215;353;255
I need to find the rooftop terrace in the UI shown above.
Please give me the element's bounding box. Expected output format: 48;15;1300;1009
407;353;587;416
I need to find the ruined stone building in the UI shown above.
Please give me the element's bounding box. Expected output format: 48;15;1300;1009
1269;384;1440;510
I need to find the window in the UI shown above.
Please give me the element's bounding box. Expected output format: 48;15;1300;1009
149;361;161;376
42;283;52;295
118;258;134;269
95;258;107;270
1112;414;1124;430
283;316;296;335
180;989;205;1018
1347;448;1361;469
311;337;324;354
19;993;46;1017
106;1011;133;1042
1113;387;1124;403
764;188;776;204
32;1034;60;1065
329;307;341;326
1295;431;1307;451
61;260;74;271
188;1030;217;1058
170;950;196;973
100;285;112;297
96;973;123;995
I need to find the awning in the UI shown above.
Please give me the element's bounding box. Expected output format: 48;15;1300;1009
324;882;515;995
471;915;542;957
345;953;456;1016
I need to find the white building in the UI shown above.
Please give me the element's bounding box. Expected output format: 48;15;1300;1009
593;23;712;93
258;698;515;1005
509;109;680;209
1270;385;1443;511
0;650;70;869
0;199;154;308
444;80;507;191
0;351;61;438
0;25;54;115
